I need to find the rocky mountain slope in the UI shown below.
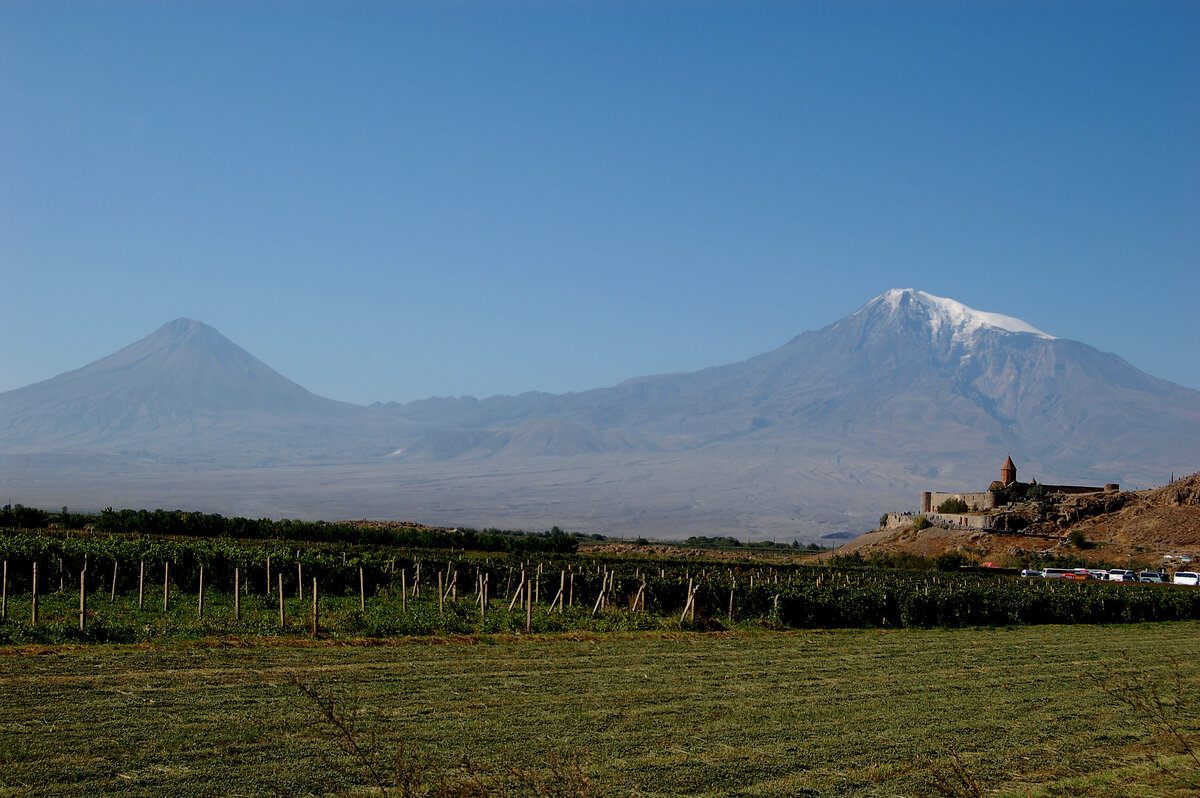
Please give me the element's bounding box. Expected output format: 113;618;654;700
835;472;1200;566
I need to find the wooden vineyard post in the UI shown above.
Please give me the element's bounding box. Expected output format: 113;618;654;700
414;562;421;598
1;560;6;621
266;556;271;596
110;561;118;602
438;572;444;615
525;578;532;633
78;570;86;631
278;573;285;630
310;578;318;638
234;568;241;621
728;586;734;624
401;570;407;614
554;571;565;613
59;558;63;594
680;579;698;626
138;560;144;608
508;571;526;612
297;563;303;601
478;573;486;619
163;562;170;612
31;562;38;624
198;565;205;618
359;567;366;612
569;572;574;607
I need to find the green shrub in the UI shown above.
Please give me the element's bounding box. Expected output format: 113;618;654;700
937;497;970;514
1068;529;1094;549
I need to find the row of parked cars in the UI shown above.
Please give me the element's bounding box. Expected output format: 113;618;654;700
1020;568;1200;585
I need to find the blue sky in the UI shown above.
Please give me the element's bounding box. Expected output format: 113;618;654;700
3;1;1197;405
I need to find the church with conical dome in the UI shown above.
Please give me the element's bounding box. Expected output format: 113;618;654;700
920;457;1117;514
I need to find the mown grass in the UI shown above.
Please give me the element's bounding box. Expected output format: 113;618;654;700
1;624;1198;797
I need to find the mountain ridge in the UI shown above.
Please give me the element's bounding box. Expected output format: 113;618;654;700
2;290;1197;540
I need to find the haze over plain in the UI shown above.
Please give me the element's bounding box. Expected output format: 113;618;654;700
2;1;1197;406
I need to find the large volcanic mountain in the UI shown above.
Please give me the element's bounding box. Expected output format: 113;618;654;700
2;291;1197;540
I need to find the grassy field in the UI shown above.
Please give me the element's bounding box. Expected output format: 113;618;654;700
2;623;1198;797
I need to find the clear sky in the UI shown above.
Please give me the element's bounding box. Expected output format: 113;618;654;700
3;1;1197;405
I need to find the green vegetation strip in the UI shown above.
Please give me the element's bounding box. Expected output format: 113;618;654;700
2;624;1198;797
5;529;1199;645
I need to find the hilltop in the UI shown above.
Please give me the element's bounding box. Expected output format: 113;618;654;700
834;472;1200;569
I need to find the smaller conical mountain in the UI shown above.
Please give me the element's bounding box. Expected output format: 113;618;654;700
0;319;357;452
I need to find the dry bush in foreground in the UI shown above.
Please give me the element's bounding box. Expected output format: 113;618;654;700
1090;654;1200;775
291;676;597;798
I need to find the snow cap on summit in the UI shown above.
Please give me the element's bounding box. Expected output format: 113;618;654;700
876;288;1055;341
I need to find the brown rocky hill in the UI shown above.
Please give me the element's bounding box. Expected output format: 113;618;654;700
833;473;1200;569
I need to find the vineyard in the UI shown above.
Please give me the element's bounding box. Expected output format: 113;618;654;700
3;525;1199;645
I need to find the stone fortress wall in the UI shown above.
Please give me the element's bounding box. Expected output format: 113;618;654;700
882;511;990;531
887;457;1120;530
921;491;996;513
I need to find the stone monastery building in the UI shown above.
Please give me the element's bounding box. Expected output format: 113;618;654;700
920;457;1119;514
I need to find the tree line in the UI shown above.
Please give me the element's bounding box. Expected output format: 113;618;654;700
2;504;579;555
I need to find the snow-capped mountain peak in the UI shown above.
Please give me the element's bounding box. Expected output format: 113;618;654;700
876;288;1055;342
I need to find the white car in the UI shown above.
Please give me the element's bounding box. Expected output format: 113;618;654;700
1172;571;1199;586
1107;569;1135;582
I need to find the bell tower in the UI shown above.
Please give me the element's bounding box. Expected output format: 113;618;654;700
1001;455;1017;486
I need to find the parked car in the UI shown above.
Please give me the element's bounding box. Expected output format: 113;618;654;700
1138;572;1164;583
1020;569;1044;578
1087;569;1108;581
1172;571;1200;586
1107;569;1135;582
